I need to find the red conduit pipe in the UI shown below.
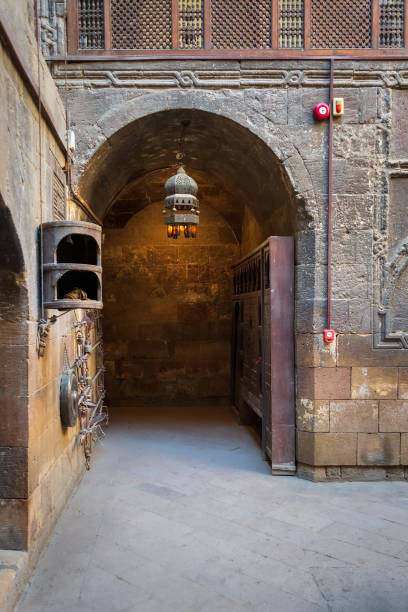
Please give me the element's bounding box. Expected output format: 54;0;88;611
327;58;334;330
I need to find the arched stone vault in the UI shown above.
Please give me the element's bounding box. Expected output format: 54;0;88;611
75;90;315;238
73;90;314;406
0;194;29;549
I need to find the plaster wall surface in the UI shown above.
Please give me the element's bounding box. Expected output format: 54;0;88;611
57;57;408;478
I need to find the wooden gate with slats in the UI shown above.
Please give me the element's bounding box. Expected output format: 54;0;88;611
232;237;295;475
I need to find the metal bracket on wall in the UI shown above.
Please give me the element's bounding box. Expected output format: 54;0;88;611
36;316;57;356
72;313;108;470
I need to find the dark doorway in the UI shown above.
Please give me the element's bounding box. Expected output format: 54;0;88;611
80;108;298;472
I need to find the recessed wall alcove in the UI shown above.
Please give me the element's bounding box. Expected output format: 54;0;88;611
42;220;103;310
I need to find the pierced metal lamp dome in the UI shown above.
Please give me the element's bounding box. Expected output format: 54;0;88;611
162;167;200;239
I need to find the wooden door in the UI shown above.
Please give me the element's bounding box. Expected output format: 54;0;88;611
232;237;295;475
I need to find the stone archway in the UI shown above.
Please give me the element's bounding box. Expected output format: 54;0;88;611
74;89;315;225
0;194;29;550
74;94;316;469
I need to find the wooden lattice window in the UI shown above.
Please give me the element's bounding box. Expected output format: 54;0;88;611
78;0;105;49
52;158;66;221
211;0;272;49
71;0;408;54
311;0;372;48
380;0;405;47
111;0;172;49
279;0;304;48
179;0;204;49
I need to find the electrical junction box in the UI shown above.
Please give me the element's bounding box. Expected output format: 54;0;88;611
333;98;344;116
324;329;336;343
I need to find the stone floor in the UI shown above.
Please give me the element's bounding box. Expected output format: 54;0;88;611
17;405;408;612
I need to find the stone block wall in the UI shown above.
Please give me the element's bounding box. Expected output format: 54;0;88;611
55;58;408;479
103;202;239;404
0;1;95;552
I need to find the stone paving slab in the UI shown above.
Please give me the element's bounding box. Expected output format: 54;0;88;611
16;405;408;612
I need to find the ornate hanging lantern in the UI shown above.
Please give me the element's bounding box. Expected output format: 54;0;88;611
162;166;200;239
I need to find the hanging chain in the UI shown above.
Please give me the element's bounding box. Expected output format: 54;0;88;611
175;119;190;167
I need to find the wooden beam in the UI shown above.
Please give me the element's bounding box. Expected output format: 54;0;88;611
372;0;380;49
304;0;311;50
104;0;112;51
67;0;79;54
204;0;212;49
271;0;278;49
405;0;408;49
172;0;180;49
48;48;408;60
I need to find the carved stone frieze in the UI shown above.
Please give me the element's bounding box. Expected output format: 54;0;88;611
376;241;408;348
373;89;408;348
52;65;408;90
39;0;66;57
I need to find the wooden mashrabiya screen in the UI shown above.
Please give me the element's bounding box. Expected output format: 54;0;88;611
70;0;406;54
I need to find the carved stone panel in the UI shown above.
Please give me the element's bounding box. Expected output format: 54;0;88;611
39;0;66;57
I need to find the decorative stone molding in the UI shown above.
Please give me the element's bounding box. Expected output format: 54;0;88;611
39;0;66;57
373;87;408;349
376;240;408;349
52;65;408;90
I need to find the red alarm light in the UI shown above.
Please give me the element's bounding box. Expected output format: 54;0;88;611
313;103;330;121
333;97;344;116
323;329;336;343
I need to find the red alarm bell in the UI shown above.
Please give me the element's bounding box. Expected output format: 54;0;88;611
313;103;330;121
323;329;336;344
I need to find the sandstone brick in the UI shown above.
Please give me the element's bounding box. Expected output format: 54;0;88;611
295;230;327;265
386;467;406;480
330;400;378;433
398;368;408;399
331;87;376;125
330;300;349;332
331;300;372;334
357;433;400;466
0;499;28;550
296;399;330;432
338;334;408;367
296;463;327;482
351;368;398;399
331;264;369;300
402;434;408;465
333;124;376;161
296;334;336;367
392;90;408;158
379;401;408;432
296;265;327;301
295;299;326;333
297;367;351;400
332;194;373;231
0;396;28;447
326;467;341;480
297;431;357;466
341;467;387;481
0;447;28;498
348;300;372;334
0;344;28;397
333;160;373;195
388;178;408;254
331;229;372;264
